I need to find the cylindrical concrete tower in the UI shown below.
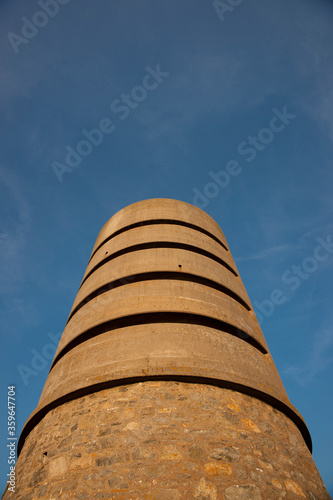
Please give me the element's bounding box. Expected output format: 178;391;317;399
5;199;330;499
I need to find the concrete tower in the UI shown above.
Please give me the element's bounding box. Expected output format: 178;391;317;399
5;199;330;499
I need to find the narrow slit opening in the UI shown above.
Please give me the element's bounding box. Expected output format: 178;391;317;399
89;219;229;263
67;271;251;325
80;241;238;290
52;311;267;372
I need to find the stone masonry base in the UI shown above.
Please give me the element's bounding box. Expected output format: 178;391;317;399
3;381;330;499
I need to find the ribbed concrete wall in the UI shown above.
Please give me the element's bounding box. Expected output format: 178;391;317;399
4;199;330;499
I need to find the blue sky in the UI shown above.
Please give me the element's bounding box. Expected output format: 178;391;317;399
1;0;333;494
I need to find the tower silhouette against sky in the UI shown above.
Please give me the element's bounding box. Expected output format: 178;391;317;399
5;199;330;499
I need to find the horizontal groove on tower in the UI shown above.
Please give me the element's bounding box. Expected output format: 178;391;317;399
89;218;229;262
67;272;251;324
14;199;327;500
17;375;312;459
81;242;238;289
52;311;268;371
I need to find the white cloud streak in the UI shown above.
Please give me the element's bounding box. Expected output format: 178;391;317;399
284;327;333;386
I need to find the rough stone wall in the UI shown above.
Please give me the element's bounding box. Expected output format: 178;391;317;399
3;200;330;499
3;381;330;499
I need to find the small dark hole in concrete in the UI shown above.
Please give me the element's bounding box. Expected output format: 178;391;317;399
178;265;182;268
43;452;47;457
105;251;108;255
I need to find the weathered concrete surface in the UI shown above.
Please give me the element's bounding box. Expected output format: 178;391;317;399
82;223;238;284
4;383;330;499
6;199;330;499
89;198;229;257
69;247;251;319
55;279;267;357
37;323;290;412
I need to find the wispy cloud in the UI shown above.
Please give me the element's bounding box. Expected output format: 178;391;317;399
235;244;293;263
284;327;333;386
0;164;31;294
236;220;333;264
136;51;247;138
